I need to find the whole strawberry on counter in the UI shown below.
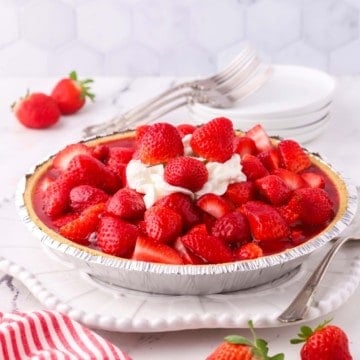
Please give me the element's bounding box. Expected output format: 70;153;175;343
291;319;353;360
206;320;284;360
12;92;61;129
51;70;94;115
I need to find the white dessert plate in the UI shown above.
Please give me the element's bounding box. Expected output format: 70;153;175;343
190;65;336;119
1;195;359;333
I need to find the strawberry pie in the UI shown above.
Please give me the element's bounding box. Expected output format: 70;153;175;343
24;118;346;266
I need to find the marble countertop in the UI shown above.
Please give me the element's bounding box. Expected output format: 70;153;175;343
1;76;359;359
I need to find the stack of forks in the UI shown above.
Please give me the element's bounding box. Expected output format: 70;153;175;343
83;47;272;138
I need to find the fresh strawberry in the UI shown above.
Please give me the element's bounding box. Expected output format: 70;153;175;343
137;122;184;165
176;123;197;137
190;117;235;162
173;238;204;264
12;92;60;129
272;168;306;190
67;154;122;193
241;154;269;181
196;193;232;219
164;156;208;192
301;172;325;188
69;185;109;212
52;143;93;171
278;139;311;173
51;70;94;115
241;201;290;241
291;320;353;360
132;236;184;264
245;124;273;152
59;202;105;245
224;181;256;207
107;146;135;164
156;192;201;230
289;188;334;225
206;320;284;360
144;205;183;243
211;211;251;244
255;174;292;205
233;136;257;158
106;188;145;220
276;203;300;225
135;124;151;142
180;233;233;264
234;242;264;260
97;215;138;257
257;147;281;172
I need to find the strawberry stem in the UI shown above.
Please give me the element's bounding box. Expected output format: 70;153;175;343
69;70;95;102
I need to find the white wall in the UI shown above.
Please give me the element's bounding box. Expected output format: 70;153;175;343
1;0;359;77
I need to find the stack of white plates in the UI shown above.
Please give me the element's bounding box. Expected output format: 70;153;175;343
189;65;336;144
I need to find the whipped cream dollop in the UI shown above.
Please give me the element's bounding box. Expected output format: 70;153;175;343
126;153;245;208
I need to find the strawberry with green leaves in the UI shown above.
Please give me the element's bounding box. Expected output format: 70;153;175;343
51;70;95;115
206;320;284;360
291;320;353;360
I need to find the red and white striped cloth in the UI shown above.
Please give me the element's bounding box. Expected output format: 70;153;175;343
0;310;132;360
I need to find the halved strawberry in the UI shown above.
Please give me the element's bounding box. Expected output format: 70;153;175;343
132;236;184;264
276;203;300;225
190;117;235;162
144;205;183;243
164;156;208;192
180;233;234;264
255;174;292;205
272;168;306;190
245;124;273;152
289;188;334;226
97;215;138;257
52;143;93;171
224;181;256;207
156;192;201;230
241;201;290;241
196;193;232;219
59;202;105;245
211;211;251;244
233;136;257;158
301;172;325;188
173;238;204;264
278;139;311;173
241;154;269;181
234;242;263;260
106;188;145;220
257;147;281;172
69;185;109;212
137;122;184;165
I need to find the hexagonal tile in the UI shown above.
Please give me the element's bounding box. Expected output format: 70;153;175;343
0;41;48;76
273;41;328;71
303;0;359;52
48;41;104;76
0;6;18;47
133;0;190;53
330;39;360;75
246;0;301;51
189;0;245;52
77;0;131;52
106;43;159;76
20;0;76;49
158;42;214;76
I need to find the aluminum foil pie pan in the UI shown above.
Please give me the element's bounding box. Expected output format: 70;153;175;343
15;130;358;295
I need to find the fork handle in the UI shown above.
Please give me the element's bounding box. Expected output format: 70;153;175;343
82;80;203;138
277;236;350;323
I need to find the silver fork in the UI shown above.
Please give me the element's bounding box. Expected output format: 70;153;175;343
278;187;360;323
82;47;269;137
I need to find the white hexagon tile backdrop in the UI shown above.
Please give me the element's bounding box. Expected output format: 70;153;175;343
0;0;359;77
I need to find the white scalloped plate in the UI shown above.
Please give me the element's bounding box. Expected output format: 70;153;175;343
1;195;360;333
